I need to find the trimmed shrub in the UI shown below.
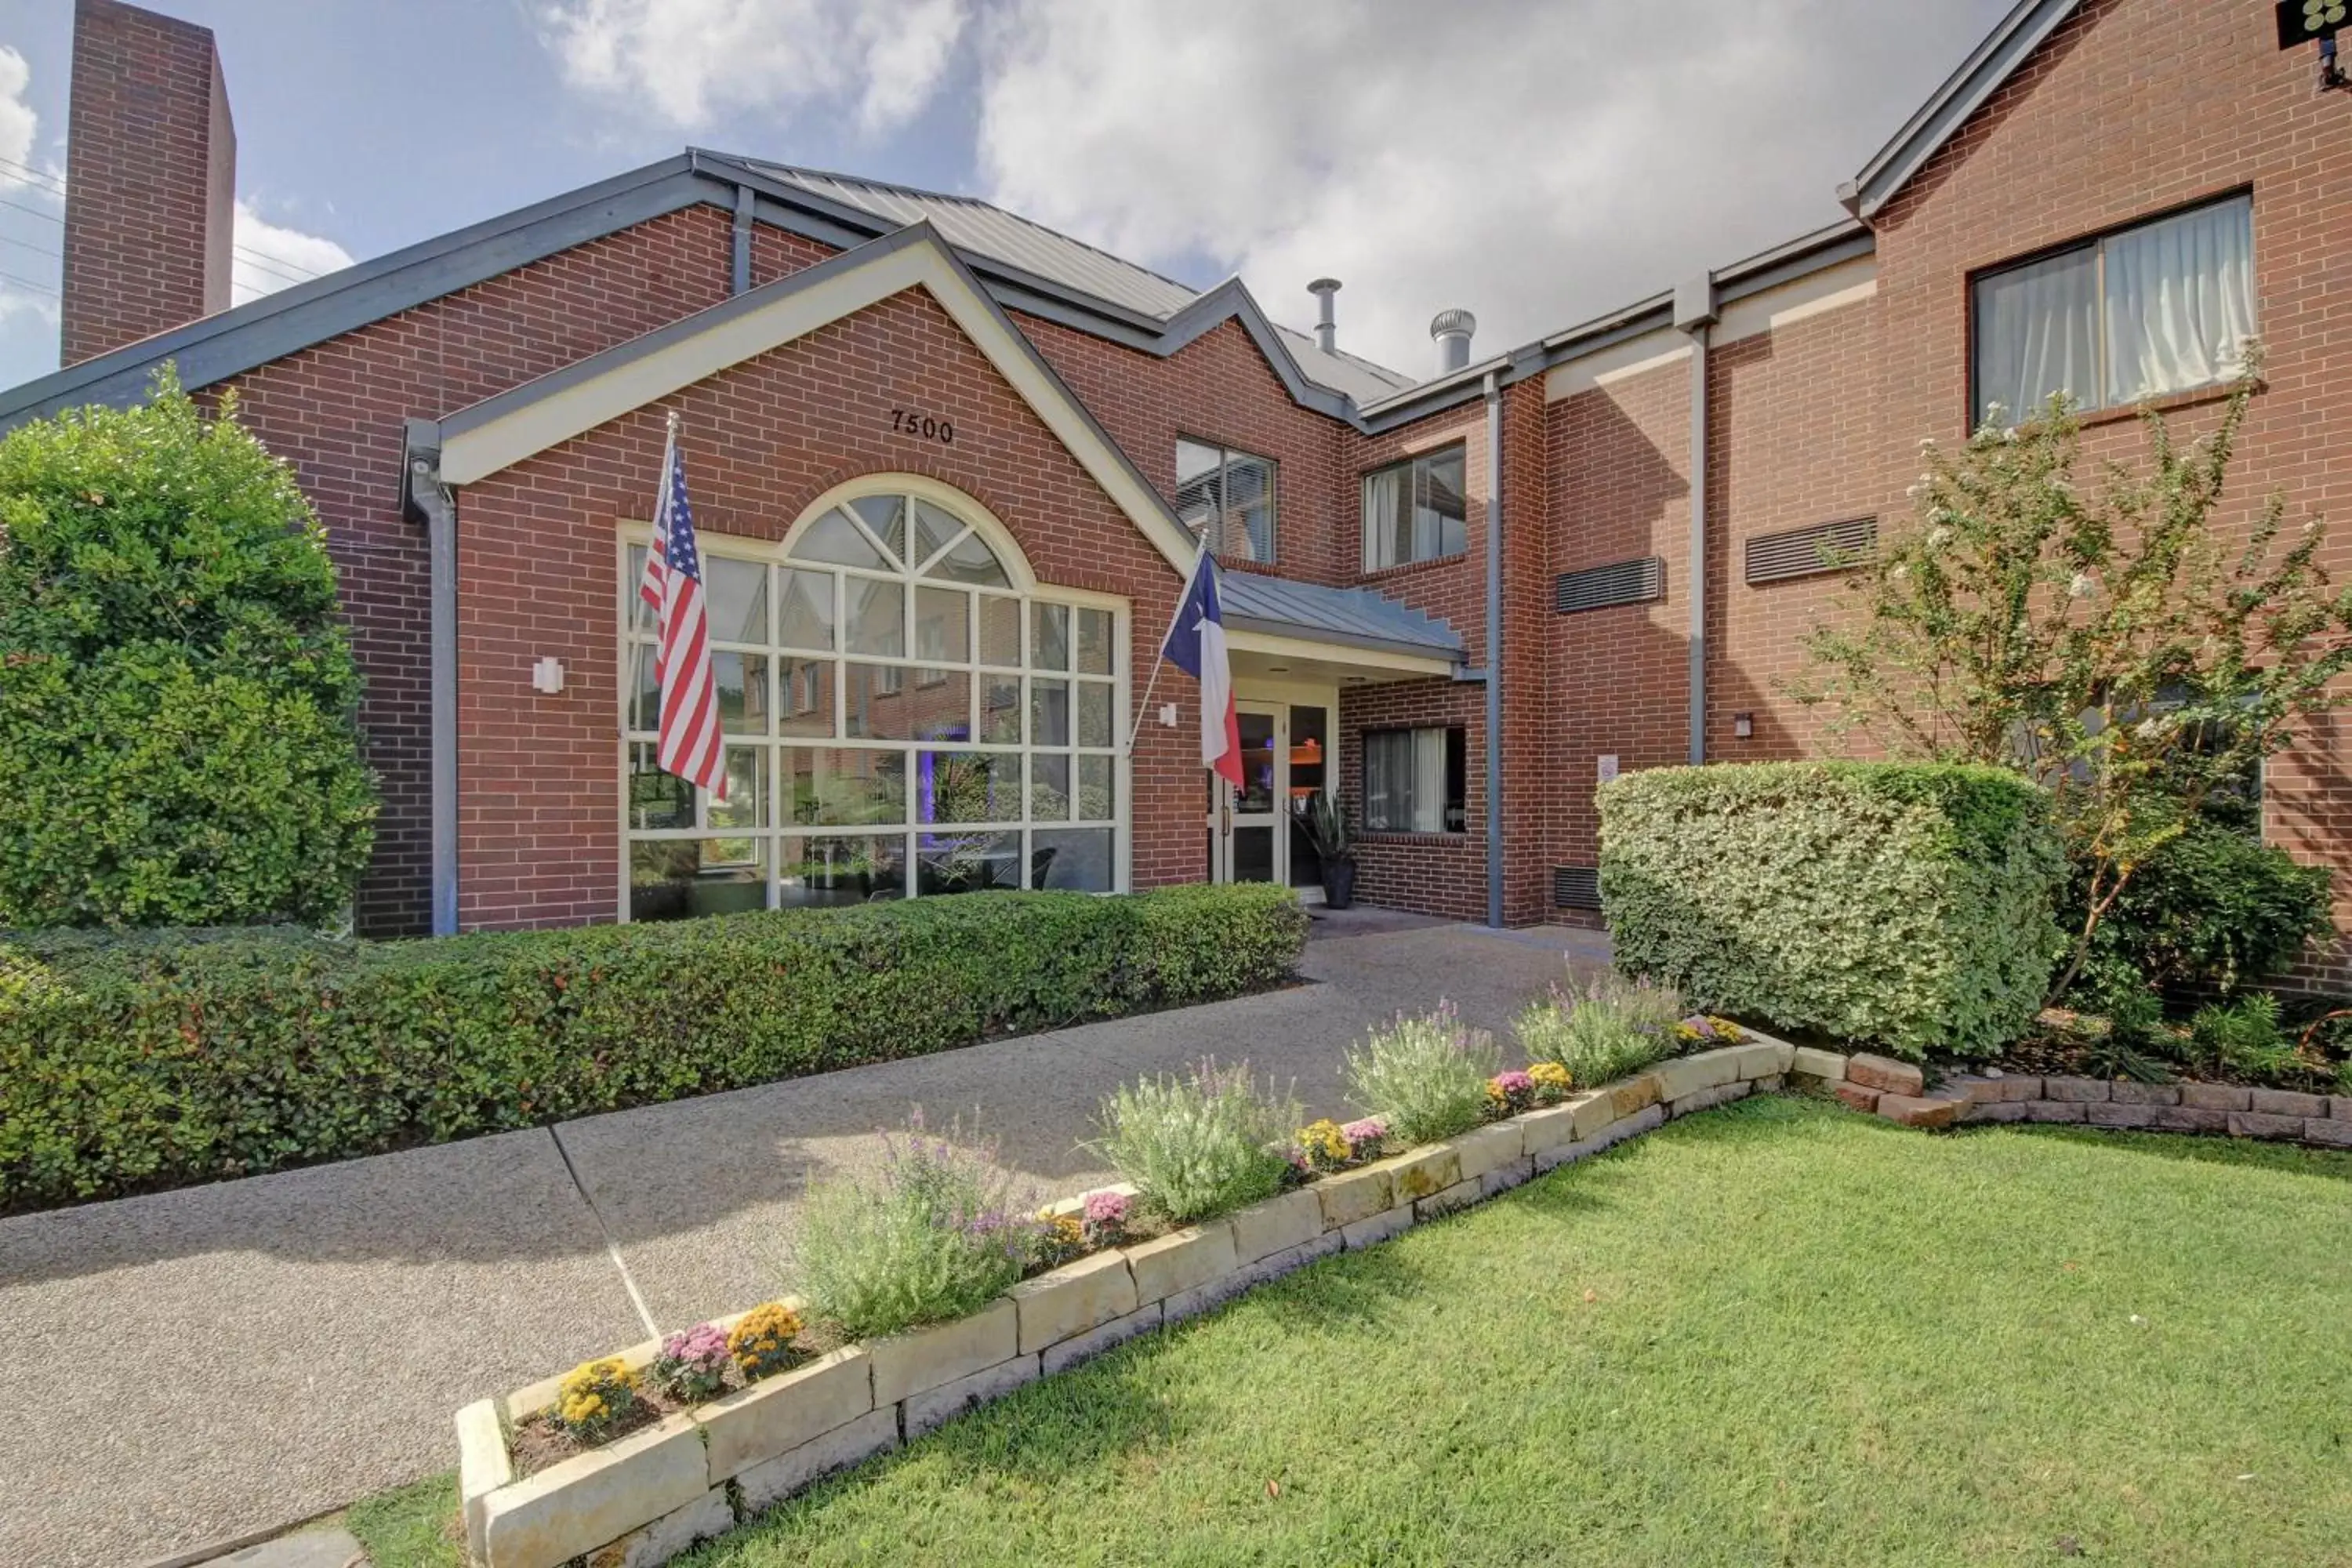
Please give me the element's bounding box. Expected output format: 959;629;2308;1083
1599;762;2064;1060
2067;819;2332;1000
0;374;376;927
1088;1059;1299;1224
0;884;1306;1210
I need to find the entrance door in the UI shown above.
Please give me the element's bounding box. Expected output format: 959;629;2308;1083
1209;706;1283;884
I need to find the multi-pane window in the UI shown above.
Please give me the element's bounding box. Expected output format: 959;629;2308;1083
1174;437;1277;564
1361;445;1467;572
622;488;1123;921
1971;194;2255;429
1362;727;1466;833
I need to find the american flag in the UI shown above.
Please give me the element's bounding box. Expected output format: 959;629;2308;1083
637;416;729;802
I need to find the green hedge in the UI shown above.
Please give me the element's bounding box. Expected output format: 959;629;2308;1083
0;884;1305;1210
1599;762;2063;1061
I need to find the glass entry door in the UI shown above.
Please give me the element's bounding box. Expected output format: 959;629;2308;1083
1208;706;1283;884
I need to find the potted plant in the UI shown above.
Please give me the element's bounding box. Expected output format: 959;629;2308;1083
1301;792;1359;909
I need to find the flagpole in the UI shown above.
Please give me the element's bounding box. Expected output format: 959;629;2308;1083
1124;529;1214;760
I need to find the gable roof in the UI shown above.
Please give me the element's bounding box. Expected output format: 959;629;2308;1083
721;158;1418;404
433;220;1203;574
1840;0;2085;220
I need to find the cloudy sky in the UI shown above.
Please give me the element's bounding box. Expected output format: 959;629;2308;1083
0;0;2016;393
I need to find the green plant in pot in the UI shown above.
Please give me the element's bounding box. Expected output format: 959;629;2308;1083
1301;792;1359;909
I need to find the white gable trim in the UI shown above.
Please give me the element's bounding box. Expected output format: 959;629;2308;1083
437;228;1198;574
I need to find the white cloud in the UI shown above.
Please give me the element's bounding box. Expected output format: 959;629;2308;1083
0;45;38;185
539;0;970;136
230;200;355;304
0;43;60;328
972;0;2017;376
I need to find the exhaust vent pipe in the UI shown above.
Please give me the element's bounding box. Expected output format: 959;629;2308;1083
1431;308;1476;375
1308;278;1341;354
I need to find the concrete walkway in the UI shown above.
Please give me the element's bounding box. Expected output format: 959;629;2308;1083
0;920;1610;1568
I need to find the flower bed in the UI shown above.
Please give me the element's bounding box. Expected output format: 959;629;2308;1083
455;1024;1802;1568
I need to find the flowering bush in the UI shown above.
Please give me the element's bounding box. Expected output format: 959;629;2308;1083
1294;1118;1353;1173
553;1357;640;1443
1089;1059;1300;1223
652;1323;732;1403
1033;1209;1088;1269
1340;1116;1389;1156
793;1115;1037;1341
1081;1189;1132;1247
1526;1061;1573;1101
727;1301;805;1381
1343;1004;1501;1145
1485;1069;1537;1116
1516;972;1686;1090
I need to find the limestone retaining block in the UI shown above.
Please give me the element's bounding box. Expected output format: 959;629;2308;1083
1126;1221;1239;1305
2042;1076;2111;1104
1538;1102;1664;1172
1653;1051;1738;1104
2108;1081;2179;1107
1340;1205;1414;1249
1167;1230;1341;1323
733;1407;899;1513
2303;1117;2352;1149
1877;1094;1958;1130
586;1487;731;1568
1846;1054;1925;1097
1371;1144;1462;1204
868;1298;1018;1406
1314;1163;1394;1230
2332;1097;2352;1121
1730;1041;1785;1080
1011;1250;1138;1355
2153;1105;2230;1134
1227;1188;1324;1266
1451;1121;1525;1182
2230;1111;2308;1141
2024;1099;2087;1123
2250;1088;2328;1119
1479;1156;1535;1199
1414;1178;1482;1221
2182;1083;2250;1112
1515;1102;1581;1159
904;1353;1040;1439
1040;1302;1163;1375
1789;1047;1847;1082
695;1346;872;1483
2086;1101;2157;1129
1667;1080;1750;1118
1569;1091;1620;1142
1958;1100;2027;1124
456;1399;511;1564
478;1413;710;1568
1609;1073;1663;1117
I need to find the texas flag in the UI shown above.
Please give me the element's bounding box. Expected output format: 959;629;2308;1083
1160;549;1245;789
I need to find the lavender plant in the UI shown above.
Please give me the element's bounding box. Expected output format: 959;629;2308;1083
1515;972;1686;1089
791;1112;1037;1340
1089;1059;1300;1223
1342;1003;1501;1145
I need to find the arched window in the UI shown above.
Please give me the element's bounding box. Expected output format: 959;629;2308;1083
620;479;1125;920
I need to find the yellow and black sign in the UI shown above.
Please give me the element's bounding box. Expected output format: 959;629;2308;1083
2278;0;2348;49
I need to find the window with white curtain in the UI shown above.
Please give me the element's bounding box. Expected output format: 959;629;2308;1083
1362;727;1466;833
1971;194;2255;429
1360;445;1468;572
1174;437;1277;563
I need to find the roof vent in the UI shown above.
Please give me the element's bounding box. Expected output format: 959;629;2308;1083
1308;278;1341;354
1430;309;1476;375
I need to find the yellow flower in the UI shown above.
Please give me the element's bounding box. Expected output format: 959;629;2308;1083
1529;1062;1573;1091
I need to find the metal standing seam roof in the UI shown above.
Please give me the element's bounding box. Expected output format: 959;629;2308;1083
736;160;1419;405
1218;572;1465;662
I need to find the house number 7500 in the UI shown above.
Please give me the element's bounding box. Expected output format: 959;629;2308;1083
890;408;955;444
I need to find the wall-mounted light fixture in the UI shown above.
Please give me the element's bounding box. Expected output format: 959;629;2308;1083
531;655;566;695
1733;712;1754;739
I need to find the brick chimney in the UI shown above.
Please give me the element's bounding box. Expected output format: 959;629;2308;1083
60;0;236;366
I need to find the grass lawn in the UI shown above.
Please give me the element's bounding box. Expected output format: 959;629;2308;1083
353;1097;2352;1566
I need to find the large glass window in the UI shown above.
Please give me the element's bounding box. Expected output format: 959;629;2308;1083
622;486;1123;919
1174;437;1278;564
1972;194;2255;429
1360;445;1467;572
1362;726;1466;833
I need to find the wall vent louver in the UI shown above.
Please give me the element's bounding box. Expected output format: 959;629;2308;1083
1552;866;1602;909
1745;517;1878;585
1554;556;1664;614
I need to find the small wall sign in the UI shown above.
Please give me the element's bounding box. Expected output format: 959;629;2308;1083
1597;753;1619;782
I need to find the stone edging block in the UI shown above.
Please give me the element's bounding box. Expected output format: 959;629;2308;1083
1011;1250;1138;1356
869;1298;1018;1407
695;1345;873;1483
1125;1220;1239;1305
477;1411;708;1568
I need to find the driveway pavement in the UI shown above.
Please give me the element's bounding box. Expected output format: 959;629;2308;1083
0;917;1608;1568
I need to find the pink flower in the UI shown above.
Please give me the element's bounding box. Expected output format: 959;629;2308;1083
1493;1069;1534;1094
1082;1190;1131;1227
1340;1116;1387;1148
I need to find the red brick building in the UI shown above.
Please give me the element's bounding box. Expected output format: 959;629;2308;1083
9;0;2351;977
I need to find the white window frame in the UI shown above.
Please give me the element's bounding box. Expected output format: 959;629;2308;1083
616;474;1131;920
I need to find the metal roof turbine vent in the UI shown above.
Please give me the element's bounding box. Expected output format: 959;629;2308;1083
1308;278;1341;354
1430;308;1477;376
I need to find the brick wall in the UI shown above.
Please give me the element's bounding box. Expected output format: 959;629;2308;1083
452;285;1194;928
60;0;234;364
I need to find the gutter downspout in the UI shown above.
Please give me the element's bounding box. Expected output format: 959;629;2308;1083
731;184;755;295
1674;276;1718;767
1483;369;1504;929
401;419;460;936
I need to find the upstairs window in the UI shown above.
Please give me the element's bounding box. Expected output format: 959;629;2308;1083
1361;445;1466;572
1174;438;1277;563
1972;194;2255;430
